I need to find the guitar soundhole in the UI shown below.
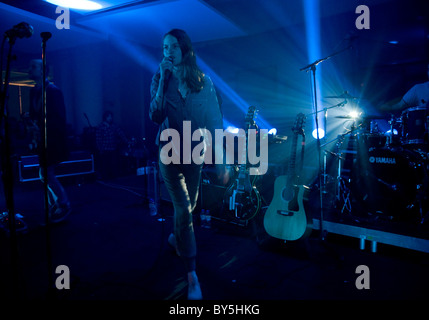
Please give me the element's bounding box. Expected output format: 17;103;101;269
282;187;299;211
282;187;293;202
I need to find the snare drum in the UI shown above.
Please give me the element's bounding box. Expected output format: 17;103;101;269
401;106;428;145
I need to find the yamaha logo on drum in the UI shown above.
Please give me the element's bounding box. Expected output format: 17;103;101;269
369;156;397;164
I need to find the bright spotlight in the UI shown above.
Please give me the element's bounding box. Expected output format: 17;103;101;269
348;110;360;119
226;126;239;134
386;129;398;135
268;128;277;135
45;0;103;10
312;128;325;139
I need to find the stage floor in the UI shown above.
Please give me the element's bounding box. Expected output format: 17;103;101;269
1;173;429;301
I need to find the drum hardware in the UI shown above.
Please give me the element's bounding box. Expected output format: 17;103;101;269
320;127;357;216
304;91;428;225
320;148;353;215
321;112;428;222
306;95;428;224
304;92;353;235
369;120;379;133
385;113;401;147
322;150;344;195
400;106;428;146
338;177;352;214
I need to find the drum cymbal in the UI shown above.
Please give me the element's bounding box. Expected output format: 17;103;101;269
335;115;355;119
325;91;358;100
335;115;385;120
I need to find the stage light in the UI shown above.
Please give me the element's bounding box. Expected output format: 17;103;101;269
226;126;239;134
304;0;326;143
268;128;277;135
386;129;398;135
45;0;103;10
312;128;325;139
348;110;360;119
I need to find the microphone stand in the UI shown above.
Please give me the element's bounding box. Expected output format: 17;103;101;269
0;32;23;298
306;63;326;239
300;46;351;240
40;31;56;298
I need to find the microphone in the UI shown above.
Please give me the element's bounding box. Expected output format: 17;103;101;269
162;69;172;95
160;56;173;95
164;56;174;78
164;69;171;80
41;32;52;42
4;22;33;39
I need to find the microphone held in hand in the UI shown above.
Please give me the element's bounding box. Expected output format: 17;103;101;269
162;56;173;79
164;68;171;79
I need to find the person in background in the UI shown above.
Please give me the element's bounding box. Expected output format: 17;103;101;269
28;59;71;223
96;110;128;180
387;63;429;111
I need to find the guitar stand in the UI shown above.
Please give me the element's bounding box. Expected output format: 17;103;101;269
338;178;352;215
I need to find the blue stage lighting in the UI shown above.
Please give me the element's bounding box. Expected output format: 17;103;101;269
268;128;277;135
312;128;325;139
46;0;103;10
303;0;325;140
197;57;272;131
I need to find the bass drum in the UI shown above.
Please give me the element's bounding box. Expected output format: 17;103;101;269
352;147;425;220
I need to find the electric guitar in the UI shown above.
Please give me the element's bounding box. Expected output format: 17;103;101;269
222;106;261;221
264;113;312;241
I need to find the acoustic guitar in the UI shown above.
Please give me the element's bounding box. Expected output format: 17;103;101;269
264;113;312;241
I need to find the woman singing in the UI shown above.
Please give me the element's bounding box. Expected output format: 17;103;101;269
149;29;224;300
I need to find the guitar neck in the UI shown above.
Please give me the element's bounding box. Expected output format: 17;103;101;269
287;113;306;185
287;133;299;183
239;131;247;174
238;107;256;177
237;107;256;185
237;127;249;188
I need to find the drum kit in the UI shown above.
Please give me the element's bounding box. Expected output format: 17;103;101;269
321;93;429;224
